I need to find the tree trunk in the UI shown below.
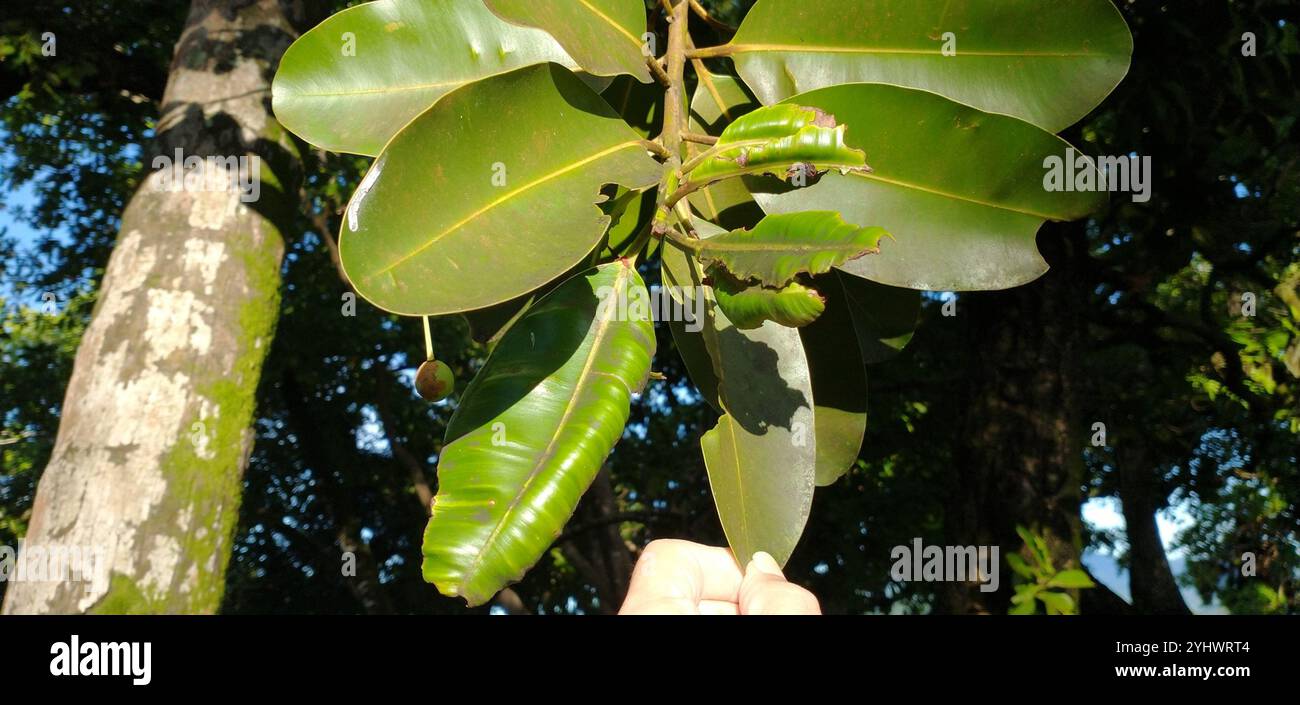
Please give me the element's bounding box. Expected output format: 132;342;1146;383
939;222;1088;614
1117;442;1191;614
3;0;300;614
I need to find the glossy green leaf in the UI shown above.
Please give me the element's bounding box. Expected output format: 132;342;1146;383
688;104;869;186
272;0;587;156
710;269;825;330
700;300;817;567
728;0;1133;132
486;0;651;83
687;71;763;229
339;63;661;316
754;83;1105;291
838;271;920;363
423;261;656;606
693;211;888;287
799;274;867;486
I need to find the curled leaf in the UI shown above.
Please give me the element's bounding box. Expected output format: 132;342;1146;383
695;211;889;287
688;104;870;186
709;267;826;330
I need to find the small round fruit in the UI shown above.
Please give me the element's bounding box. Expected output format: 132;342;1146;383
414;359;455;402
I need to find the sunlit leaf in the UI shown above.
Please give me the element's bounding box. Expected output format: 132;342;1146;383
423;261;656;606
486;0;651;82
710;269;826;330
688;103;869;186
687;70;763;229
754;83;1105;291
727;0;1133;132
700;303;817;566
339;64;660;315
273;0;584;156
693;211;888;287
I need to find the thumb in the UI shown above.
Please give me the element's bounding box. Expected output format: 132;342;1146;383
739;552;821;615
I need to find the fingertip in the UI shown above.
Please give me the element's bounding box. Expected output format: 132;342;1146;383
747;551;784;578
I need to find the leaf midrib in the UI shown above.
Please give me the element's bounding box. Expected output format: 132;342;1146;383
371;140;644;278
729;43;1116;59
701;240;870;254
575;0;642;49
457;265;633;591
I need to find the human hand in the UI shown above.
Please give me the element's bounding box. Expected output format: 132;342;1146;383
618;539;821;615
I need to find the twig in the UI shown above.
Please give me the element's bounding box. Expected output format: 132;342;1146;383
681;132;718;145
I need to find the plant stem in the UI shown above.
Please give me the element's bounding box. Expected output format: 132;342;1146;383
661;0;690;162
640;139;672;160
650;0;691;246
422;315;434;362
646;56;671;86
682;132;719;145
685;44;734;59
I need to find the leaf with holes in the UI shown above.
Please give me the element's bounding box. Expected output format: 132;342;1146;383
688;104;870;187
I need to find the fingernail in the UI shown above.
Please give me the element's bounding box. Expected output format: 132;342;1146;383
749;551;783;577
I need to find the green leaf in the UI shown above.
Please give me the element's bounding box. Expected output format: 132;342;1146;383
710;269;826;330
603;74;663;138
838;272;920;364
1011;583;1039;604
1006;553;1035;580
486;0;651;83
667;317;720;411
700;302;817;566
424;261;656;606
799;274;867;485
688;104;870;186
1009;597;1038;615
1047;569;1097;590
687;71;764;229
694;211;889;287
1037;590;1076;615
660;224;722;412
272;0;585;156
727;0;1133;132
339;63;660;316
600;187;656;259
753;83;1105;291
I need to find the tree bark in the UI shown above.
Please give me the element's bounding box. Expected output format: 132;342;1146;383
1117;442;1191;614
3;0;300;614
939;222;1088;614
